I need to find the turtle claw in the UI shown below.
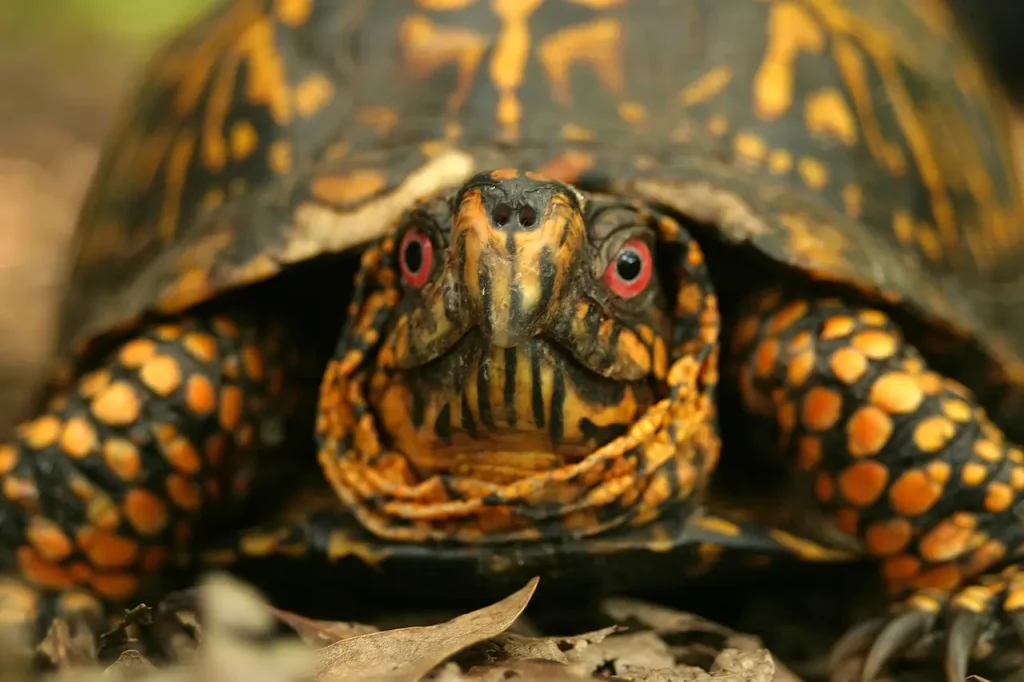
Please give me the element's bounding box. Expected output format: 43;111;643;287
944;609;982;682
859;607;935;682
828;617;883;673
1011;609;1024;643
831;565;1024;682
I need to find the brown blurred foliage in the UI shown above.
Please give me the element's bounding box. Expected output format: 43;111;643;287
0;22;172;434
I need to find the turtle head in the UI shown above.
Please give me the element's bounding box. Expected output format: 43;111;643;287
316;169;721;542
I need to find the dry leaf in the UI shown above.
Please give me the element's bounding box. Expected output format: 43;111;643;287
573;631;676;676
460;660;601;681
102;650;156;680
92;598;200;668
465;626;623;666
191;573;318;682
708;648;776;682
599;597;807;682
267;607;379;647
611;668;709;682
314;577;539;682
38;615;99;669
154;612;200;666
0;625;34;682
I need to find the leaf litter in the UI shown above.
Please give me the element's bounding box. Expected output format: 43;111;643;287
1;572;806;682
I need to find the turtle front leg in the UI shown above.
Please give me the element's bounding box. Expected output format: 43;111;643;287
730;289;1024;682
0;311;313;643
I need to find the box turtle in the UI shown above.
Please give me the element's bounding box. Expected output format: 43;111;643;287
3;1;1024;680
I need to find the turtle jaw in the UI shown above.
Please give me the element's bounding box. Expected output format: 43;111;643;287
368;327;658;481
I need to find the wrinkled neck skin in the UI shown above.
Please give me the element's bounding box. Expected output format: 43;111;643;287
369;174;671;483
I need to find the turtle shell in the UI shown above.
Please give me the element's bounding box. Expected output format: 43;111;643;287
62;0;1024;401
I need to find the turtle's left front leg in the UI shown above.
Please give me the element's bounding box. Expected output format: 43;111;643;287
730;288;1024;681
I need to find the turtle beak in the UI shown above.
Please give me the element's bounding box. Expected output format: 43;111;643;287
452;177;587;348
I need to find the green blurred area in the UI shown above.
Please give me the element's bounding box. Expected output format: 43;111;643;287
1;0;218;43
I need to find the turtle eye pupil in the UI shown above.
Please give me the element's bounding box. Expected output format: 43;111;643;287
616;249;642;281
404;240;423;273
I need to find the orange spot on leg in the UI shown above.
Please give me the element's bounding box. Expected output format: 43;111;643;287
889;469;943;517
846;406;893;457
124;489;170;536
186;375;217;415
837;460;889;507
910;563;962;592
864;518;912;556
26;517;73;562
91;382;142;427
917;514;976;563
869;372;924;414
16;547;75;590
801;387;843;432
90;573;139;600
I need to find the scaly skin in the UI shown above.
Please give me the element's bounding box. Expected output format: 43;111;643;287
0;313;311;638
733;291;1024;681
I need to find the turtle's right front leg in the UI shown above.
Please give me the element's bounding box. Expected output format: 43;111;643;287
0;311;312;641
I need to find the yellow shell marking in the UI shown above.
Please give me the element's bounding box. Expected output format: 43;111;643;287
678;66;734;108
490;0;546;139
537;18;625;104
753;2;825;120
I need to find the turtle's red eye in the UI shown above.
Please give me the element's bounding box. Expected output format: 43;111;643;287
603;238;652;299
399;229;433;288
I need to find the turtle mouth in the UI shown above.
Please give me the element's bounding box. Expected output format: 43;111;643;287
366;327;657;481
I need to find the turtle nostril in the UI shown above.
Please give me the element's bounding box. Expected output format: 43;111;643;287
491;202;512;226
518;205;537;228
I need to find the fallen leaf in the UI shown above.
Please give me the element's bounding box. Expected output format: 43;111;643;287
92;598;200;668
103;650;156;680
154;610;200;666
0;624;34;682
599;597;807;682
192;573;318;682
268;606;379;647
463;626;623;667
314;577;539;682
38;614;99;669
612;668;709;682
573;631;675;676
460;660;601;681
709;648;776;682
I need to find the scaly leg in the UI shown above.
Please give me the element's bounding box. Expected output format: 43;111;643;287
731;289;1024;681
0;311;312;641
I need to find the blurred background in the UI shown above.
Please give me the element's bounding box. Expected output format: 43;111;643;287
0;0;1021;436
0;0;216;432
